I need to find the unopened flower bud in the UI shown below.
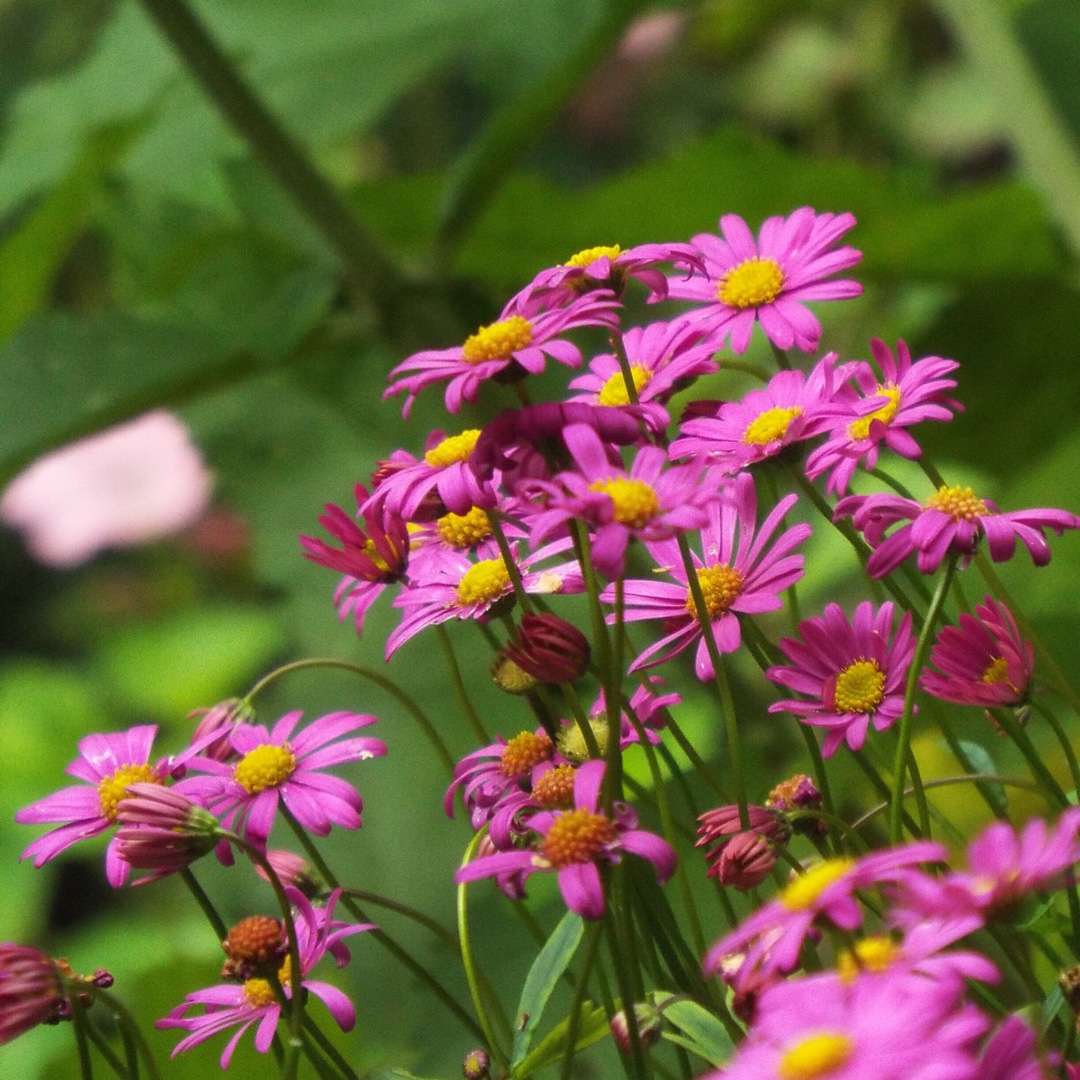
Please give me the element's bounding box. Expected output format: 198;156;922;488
697;804;787;874
557;715;610;763
490;654;540;695
766;773;826;838
255;850;323;900
503;614;591;684
221;916;285;980
462;1048;491;1080
189;698;252;763
715;832;776;890
115;784;222;878
1061;965;1080;1013
610;1003;662;1056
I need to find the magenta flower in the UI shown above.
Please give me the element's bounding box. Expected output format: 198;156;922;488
665;208;863;354
455;759;676;920
115;783;222;882
384;288;621;417
805;339;963;495
669;355;853;472
567;317;720;432
835;486;1080;578
529;422;723;578
0;945;65;1045
921;596;1034;708
766;601;916;757
177;711;386;850
158;888;370;1069
611;472;811;679
15;725;197;887
976;1017;1051;1080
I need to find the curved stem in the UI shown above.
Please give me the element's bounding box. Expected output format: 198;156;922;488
90;987;163;1080
302;1013;360;1080
1034;698;1080;799
436;626;491;745
180;867;228;941
67;981;97;1080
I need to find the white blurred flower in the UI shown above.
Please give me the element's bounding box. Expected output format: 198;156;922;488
1;411;213;568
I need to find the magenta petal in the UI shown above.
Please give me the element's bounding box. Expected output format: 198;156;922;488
558;861;606;920
620;829;677;884
306;981;357;1031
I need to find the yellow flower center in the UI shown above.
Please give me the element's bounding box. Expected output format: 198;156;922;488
362;538;392;573
242;978;276;1008
532;764;577;809
461;316;533;365
424;429;482;468
598;365;652;406
848;384;902;440
685;564;744;620
97;764;160;822
437;506;492;548
924;485;989;521
981;656;1012;687
500;731;554;777
234;745;297;795
780;858;855;911
837;936;898;982
743;405;803;446
718;257;785;309
779;1033;853;1080
457;558;511;606
588;477;660;528
565;244;622;268
832;659;885;714
541;808;619;868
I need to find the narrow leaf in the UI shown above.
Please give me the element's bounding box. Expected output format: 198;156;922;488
660;998;736;1069
511;1003;609;1078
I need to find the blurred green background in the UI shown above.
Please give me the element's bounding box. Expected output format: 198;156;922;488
1;0;1079;1075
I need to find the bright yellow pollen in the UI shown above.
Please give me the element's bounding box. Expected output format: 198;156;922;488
718;257;785;309
833;659;885;714
598;365;652;407
924;485;989;521
457;558;511;606
461;315;533;365
97;764;160;822
243;978;276;1008
588;477;660;528
234;744;297;795
778;1033;853;1080
541;808;618;868
500;731;554;777
566;244;622;268
781;858;854;911
743;405;803;446
837;936;898;982
437;506;492;548
686;564;744;620
849;384;902;440
424;429;482;468
982;656;1012;686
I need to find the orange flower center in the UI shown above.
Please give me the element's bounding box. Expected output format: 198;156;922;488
532;765;577;808
461;316;533;365
500;731;554;777
685;564;744;620
541;808;618;868
718;257;785;309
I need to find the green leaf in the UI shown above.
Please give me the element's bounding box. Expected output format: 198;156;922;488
511;910;585;1068
956;739;1009;815
511;1002;609;1078
656;996;736;1069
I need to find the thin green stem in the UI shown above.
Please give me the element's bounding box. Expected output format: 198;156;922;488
560;922;604;1080
769;343;792;371
992;706;1070;810
602;905;651;1080
659;706;730;801
297;1028;342;1080
1034;699;1080;799
486;512;533;614
436;625;491;744
83;1022;129;1079
180;867;227;941
302;1013;360;1080
89;988;162;1080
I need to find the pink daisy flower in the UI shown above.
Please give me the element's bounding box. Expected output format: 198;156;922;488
455;759;676;920
835;487;1080;578
806;338;963;495
611;472;811;679
668;354;853;472
665;208;863;354
158;888;370;1069
566;317;720;432
15;725;199;887
921;596;1034;708
384;288;621;418
177;711;386;851
766;601;917;757
529;422;723;578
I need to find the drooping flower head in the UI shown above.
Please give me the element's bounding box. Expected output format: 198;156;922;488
921;596;1034;709
766;601;916;757
805;339;963;495
115;783;223;882
612;472;811;679
835;487;1080;578
665;208;863;354
0;945;66;1045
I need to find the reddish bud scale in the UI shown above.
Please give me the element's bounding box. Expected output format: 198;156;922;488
503;613;591;684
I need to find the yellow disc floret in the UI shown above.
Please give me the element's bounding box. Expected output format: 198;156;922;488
849;384;901;440
242;978;277;1008
457;558;511;606
781;858;854;911
686;564;744;620
234;744;297;795
98;764;160;821
598;365;652;406
437;506;493;548
541;808;618;868
718;257;785;309
832;659;885;714
461;316;533;365
837;936;898;982
982;656;1013;687
566;244;622;268
500;731;554;777
532;764;576;809
924;485;989;521
778;1033;853;1080
424;429;482;468
743;405;803;446
588;477;660;528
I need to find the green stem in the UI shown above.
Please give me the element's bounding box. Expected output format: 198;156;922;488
486;512;534;614
437;625;491;744
90;987;162;1080
83;1022;129;1079
659;706;730;801
1034;699;1080;799
297;1028;342;1080
135;0;405;299
890;558;955;842
560;922;604;1080
992;706;1070;809
769;343;793;371
302;1013;360;1080
179;867;228;941
68;984;97;1080
602;905;651;1080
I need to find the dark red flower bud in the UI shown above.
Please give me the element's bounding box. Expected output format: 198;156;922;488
503;614;591;684
714;832;776;890
610;1003;662;1056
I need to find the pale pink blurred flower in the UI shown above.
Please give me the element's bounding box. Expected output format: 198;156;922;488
1;411;212;568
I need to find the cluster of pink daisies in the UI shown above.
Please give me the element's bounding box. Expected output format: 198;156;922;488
8;207;1080;1079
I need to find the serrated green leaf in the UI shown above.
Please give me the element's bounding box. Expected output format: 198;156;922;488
658;997;735;1069
511;911;585;1067
511;1002;609;1078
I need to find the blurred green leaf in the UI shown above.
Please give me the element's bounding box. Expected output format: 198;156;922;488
655;994;736;1069
511;1001;610;1077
